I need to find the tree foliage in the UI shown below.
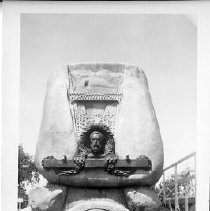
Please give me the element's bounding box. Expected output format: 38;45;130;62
156;168;195;202
18;144;40;198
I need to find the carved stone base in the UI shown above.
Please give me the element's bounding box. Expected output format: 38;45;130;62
28;184;68;211
124;187;161;211
66;199;129;211
65;187;128;209
27;185;161;211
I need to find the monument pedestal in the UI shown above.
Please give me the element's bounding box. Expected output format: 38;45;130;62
29;184;160;211
28;185;161;211
28;158;161;211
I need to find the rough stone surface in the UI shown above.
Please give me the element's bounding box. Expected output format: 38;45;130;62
35;63;163;187
65;187;127;207
28;184;68;211
66;199;129;211
35;65;78;171
124;187;161;211
116;65;163;186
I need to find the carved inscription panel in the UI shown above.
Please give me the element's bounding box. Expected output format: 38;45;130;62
68;93;122;137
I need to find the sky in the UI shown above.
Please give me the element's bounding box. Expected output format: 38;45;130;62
20;14;196;168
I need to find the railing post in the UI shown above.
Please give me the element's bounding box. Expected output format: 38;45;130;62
17;202;20;211
169;198;173;211
185;194;189;211
162;152;196;211
175;164;179;211
163;172;166;204
17;198;23;211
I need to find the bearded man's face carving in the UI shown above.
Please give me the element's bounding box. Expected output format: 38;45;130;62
90;131;104;156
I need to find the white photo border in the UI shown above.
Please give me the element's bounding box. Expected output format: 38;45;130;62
2;1;210;211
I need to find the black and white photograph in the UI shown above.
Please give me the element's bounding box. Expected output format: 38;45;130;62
2;2;210;211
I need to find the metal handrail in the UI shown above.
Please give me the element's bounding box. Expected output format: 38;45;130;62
164;152;196;171
162;152;196;211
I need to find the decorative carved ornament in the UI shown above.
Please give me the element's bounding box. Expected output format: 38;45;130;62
68;92;123;137
42;156;152;177
68;92;123;103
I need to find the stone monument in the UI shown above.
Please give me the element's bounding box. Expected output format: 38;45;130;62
29;63;164;211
